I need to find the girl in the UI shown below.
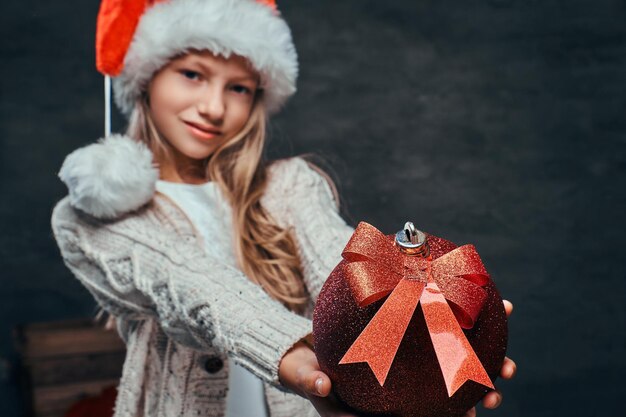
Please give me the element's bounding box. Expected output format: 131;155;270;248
51;1;515;416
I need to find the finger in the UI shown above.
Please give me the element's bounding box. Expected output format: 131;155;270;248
298;368;332;398
482;389;502;409
503;299;513;318
500;356;517;379
462;406;477;417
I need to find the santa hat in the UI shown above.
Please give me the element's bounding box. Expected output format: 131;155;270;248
96;0;298;122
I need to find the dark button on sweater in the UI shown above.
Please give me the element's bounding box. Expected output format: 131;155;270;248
204;356;224;374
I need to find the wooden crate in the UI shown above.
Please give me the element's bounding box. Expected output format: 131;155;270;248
14;318;126;417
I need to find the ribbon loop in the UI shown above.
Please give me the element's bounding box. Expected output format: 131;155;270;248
343;261;401;306
342;222;406;272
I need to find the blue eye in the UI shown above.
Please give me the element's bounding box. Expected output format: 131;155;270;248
180;70;200;80
231;84;252;95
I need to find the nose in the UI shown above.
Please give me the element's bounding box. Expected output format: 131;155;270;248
197;85;225;123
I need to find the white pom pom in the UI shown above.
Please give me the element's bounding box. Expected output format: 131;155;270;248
58;134;159;219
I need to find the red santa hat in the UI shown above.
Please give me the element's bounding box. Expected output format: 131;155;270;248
96;0;297;117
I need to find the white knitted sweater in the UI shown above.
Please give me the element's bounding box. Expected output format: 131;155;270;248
50;135;355;416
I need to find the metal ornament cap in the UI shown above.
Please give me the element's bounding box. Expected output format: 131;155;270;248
395;221;430;257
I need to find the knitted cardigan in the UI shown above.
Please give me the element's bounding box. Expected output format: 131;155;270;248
50;136;355;416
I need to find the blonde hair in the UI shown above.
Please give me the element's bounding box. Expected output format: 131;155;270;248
123;91;340;314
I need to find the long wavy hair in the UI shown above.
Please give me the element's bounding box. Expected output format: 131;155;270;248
121;90;340;315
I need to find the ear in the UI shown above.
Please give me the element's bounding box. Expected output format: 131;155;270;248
58;134;159;219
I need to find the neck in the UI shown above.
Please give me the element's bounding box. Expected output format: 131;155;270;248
159;160;208;184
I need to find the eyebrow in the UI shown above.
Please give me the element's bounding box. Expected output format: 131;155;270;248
228;74;258;83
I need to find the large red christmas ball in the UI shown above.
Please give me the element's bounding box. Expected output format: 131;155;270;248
313;232;508;417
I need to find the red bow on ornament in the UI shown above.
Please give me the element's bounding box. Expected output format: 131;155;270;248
339;222;495;397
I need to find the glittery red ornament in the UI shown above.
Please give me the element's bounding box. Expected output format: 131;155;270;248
313;222;508;417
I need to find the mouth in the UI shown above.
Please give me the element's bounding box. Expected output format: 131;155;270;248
183;121;222;140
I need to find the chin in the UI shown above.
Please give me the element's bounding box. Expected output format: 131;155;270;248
179;143;218;161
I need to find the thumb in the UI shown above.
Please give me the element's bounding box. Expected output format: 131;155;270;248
299;368;332;398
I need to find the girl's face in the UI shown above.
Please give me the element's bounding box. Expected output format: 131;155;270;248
148;50;259;177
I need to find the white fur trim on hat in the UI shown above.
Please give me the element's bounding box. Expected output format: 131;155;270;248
113;0;298;117
58;135;159;219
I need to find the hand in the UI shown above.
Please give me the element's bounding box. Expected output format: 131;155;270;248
462;299;517;417
278;340;361;417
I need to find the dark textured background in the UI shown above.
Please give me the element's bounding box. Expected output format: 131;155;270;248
1;0;625;416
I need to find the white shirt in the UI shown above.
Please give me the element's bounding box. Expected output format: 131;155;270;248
155;179;270;417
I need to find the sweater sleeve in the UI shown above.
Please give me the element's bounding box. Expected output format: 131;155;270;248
265;158;355;303
50;198;312;389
